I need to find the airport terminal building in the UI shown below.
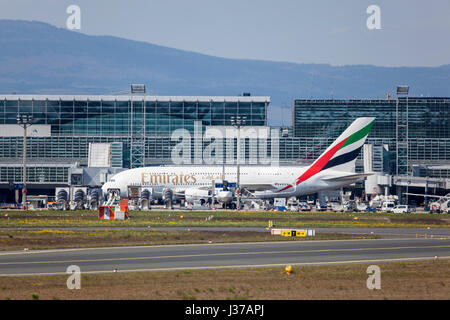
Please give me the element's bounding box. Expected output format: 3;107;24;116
0;90;449;203
290;97;450;176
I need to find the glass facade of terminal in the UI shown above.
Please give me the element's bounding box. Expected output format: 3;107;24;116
0;95;270;185
292;98;450;177
293;98;450;139
0;96;267;136
0;165;68;185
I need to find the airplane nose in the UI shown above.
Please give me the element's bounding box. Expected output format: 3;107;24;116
101;182;110;193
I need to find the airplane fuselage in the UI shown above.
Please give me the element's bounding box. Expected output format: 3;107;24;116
102;165;360;200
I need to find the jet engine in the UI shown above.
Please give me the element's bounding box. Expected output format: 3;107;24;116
162;188;174;209
71;188;86;210
88;188;100;210
56;188;69;210
140;188;152;210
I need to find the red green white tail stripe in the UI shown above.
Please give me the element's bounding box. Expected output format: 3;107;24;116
295;117;375;185
276;117;375;192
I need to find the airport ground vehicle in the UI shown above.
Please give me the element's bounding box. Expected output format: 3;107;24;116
315;203;328;211
406;193;449;214
381;201;396;212
392;205;411;213
298;202;311;211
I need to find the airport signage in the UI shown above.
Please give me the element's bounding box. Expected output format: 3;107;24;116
275;229;314;237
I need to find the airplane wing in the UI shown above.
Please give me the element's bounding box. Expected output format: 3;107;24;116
197;186;212;190
241;184;276;192
404;193;449;199
322;172;373;182
173;186;211;197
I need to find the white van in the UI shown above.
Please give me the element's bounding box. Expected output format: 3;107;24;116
381;201;395;212
392;205;410;214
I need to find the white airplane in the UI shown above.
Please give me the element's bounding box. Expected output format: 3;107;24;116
101;117;375;203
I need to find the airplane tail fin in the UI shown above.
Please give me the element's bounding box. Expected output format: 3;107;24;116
295;117;375;185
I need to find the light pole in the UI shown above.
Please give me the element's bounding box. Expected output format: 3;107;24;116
396;85;409;204
17;114;32;210
230;115;246;210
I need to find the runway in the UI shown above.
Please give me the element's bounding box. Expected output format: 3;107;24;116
0;237;449;276
5;226;450;239
148;227;450;239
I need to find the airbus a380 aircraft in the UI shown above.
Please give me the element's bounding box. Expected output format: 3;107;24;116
101;117;375;202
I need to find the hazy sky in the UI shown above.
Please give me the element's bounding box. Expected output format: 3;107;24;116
1;0;450;67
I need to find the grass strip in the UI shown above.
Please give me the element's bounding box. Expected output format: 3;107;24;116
0;260;447;300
